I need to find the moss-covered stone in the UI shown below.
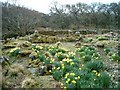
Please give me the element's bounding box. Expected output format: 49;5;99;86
3;45;16;49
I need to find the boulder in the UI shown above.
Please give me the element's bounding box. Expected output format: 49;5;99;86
20;50;32;57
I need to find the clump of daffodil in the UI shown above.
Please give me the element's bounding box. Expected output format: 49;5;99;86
57;67;60;70
70;73;75;76
62;58;72;63
92;70;98;75
68;52;75;56
52;67;56;70
92;70;97;73
36;45;43;50
65;73;70;78
66;78;70;83
70;62;74;65
62;63;65;69
50;58;54;63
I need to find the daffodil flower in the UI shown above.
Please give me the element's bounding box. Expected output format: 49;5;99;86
49;70;51;73
67;78;70;82
97;73;100;76
61;83;63;86
57;67;60;70
71;80;76;84
92;70;97;73
75;77;78;80
78;76;80;79
70;73;75;76
65;73;69;77
79;68;82;70
70;62;74;65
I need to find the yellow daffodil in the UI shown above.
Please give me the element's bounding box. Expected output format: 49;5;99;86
96;57;98;59
60;61;63;63
66;81;69;84
112;74;115;77
62;63;64;66
65;73;69;77
67;78;70;82
51;58;54;62
64;86;67;89
70;62;74;65
83;56;85;58
70;73;75;76
61;83;63;86
52;67;56;70
92;70;97;73
79;68;82;70
97;73;100;76
71;80;76;84
62;66;64;69
49;70;51;73
78;76;80;79
57;67;60;70
32;48;34;50
75;77;78;80
82;64;84;67
112;54;115;57
65;76;67;79
50;61;52;63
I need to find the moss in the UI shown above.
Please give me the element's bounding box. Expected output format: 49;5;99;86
23;41;32;47
3;45;16;49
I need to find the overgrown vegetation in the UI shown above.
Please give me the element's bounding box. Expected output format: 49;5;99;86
2;1;120;39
